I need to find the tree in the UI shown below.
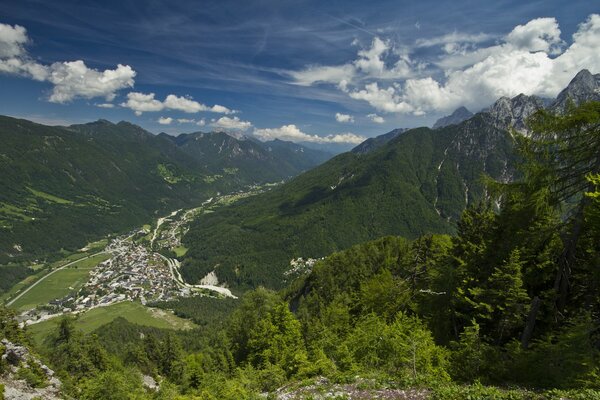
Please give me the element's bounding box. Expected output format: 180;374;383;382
521;102;600;312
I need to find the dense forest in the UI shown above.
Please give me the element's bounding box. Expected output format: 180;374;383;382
1;102;599;399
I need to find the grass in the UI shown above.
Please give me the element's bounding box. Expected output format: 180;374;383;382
8;253;110;311
174;246;188;257
0;202;33;221
0;268;48;303
27;301;197;346
27;187;73;204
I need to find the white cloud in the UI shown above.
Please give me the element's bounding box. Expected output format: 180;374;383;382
120;92;235;116
46;61;135;103
289;14;600;116
95;103;115;108
163;94;206;113
289;64;355;86
506;17;563;54
197;119;206;127
367;113;385;123
210;104;235;114
0;23;28;58
289;37;417;87
0;23;135;103
163;94;234;114
335;112;354;123
253;124;365;144
158;116;173;125
177;118;195;123
121;92;164;116
212;116;252;131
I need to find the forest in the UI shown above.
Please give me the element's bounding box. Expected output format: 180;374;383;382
1;102;599;399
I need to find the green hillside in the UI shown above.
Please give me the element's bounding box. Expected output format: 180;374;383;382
181;113;517;289
0;117;330;265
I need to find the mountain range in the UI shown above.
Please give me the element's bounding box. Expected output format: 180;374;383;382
0;119;331;263
180;69;600;289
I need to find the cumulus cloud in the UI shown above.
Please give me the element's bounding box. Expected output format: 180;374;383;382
253;124;365;144
335;112;354;123
367;113;385;123
158;117;173;125
163;94;235;114
212;116;252;131
290;14;600;116
121;92;164;116
0;23;135;103
197;119;206;127
176;118;195;123
95;103;115;108
120;92;235;116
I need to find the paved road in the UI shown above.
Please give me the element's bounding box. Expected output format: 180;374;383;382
6;251;106;307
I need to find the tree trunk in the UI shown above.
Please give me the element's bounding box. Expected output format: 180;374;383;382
521;296;541;349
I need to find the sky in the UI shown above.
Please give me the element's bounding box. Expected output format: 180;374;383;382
0;0;599;146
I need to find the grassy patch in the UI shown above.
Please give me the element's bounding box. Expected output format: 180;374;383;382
0;268;48;303
173;246;188;257
28;301;197;346
8;253;110;311
27;187;73;204
0;202;33;221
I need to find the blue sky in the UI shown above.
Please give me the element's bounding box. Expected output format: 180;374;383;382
0;0;599;145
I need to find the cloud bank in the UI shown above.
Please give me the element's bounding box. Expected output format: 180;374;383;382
253;124;365;144
290;14;600;115
121;92;235;116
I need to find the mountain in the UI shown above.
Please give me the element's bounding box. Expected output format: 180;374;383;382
181;112;516;289
484;94;545;132
180;70;598;290
550;69;600;112
161;131;332;184
351;128;409;154
0;118;330;264
433;106;473;129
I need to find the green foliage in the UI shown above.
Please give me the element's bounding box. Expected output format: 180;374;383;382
0;265;34;295
0;306;29;344
16;363;47;388
345;313;449;384
449;320;494;383
152;296;238;327
79;368;146;400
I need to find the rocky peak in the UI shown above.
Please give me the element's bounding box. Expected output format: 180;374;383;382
551;69;600;112
484;93;545;132
352;128;408;154
433;106;473;129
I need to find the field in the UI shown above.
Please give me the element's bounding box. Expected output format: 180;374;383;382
27;301;197;346
173;246;189;257
7;253;110;311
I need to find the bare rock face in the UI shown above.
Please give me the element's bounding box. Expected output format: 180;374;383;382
551;69;600;112
0;339;62;400
433;106;474;129
484;94;545;133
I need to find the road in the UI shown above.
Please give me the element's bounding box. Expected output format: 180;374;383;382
6;251;106;307
158;253;236;298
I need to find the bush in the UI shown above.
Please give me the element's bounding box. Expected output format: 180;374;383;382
16;365;47;388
